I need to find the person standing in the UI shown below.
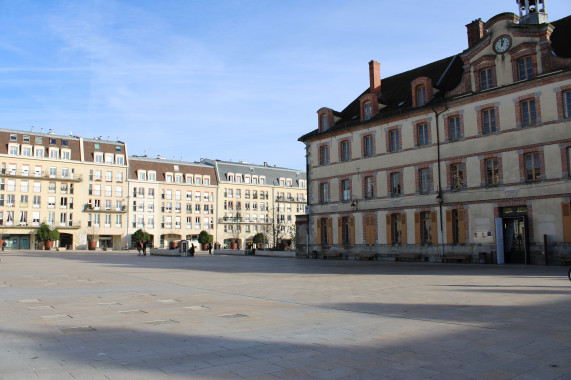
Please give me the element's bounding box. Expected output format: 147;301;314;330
190;243;195;257
142;241;147;256
208;242;212;255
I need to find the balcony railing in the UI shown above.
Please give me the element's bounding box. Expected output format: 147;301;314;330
0;170;82;182
84;204;127;213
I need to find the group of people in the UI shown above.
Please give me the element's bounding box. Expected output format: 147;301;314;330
136;241;147;256
135;241;215;256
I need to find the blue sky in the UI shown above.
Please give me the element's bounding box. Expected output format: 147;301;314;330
0;1;569;170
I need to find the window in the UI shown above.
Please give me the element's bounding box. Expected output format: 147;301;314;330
451;209;463;244
388;172;401;196
94;153;103;163
61;150;70;160
35;147;44;158
364;102;372;121
21;146;32;157
564;91;571;118
138;171;147;181
319;183;329;204
419;168;431;194
482;108;496;134
364;176;374;198
389;129;400;152
148;171;155;181
390;213;402;245
480;68;493;90
363;135;374;158
319;145;329;165
416;85;426;106
451;163;464;190
518;56;534;80
320;114;328;131
340;140;351;162
9;145;19;155
485;158;500;186
521;99;536;126
319;218;329;245
417;123;429;146
341;217;351;245
525;152;541;181
420;212;433;244
341;179;351;201
10;134;17;141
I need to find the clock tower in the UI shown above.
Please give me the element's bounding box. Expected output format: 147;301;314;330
517;0;548;25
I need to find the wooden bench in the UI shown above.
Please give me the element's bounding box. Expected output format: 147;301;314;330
355;253;377;260
395;253;422;262
322;252;342;259
442;254;471;263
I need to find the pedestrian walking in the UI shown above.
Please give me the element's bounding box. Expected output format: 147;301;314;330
136;242;142;256
142;241;147;256
189;243;195;257
208;242;212;255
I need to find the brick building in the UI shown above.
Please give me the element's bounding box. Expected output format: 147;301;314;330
299;1;571;264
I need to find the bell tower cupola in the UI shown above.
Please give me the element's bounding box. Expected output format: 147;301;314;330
517;0;548;24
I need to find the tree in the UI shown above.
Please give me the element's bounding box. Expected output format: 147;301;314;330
268;205;287;250
197;230;213;245
252;232;267;248
131;229;151;246
36;223;55;242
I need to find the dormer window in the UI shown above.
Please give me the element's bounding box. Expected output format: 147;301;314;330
138;170;147;181
320;114;328;131
364;102;372;121
416;85;426;106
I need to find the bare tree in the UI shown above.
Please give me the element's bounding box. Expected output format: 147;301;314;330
268;205;287;250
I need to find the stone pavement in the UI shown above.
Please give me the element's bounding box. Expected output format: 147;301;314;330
1;251;570;380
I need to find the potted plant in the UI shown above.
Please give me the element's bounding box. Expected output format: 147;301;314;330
36;223;55;250
198;230;213;251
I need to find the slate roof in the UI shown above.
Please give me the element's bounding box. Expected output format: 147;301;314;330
202;159;306;186
299;15;570;142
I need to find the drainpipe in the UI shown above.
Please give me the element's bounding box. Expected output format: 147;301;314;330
304;142;311;258
431;101;448;257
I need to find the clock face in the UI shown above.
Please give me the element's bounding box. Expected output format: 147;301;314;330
494;36;511;54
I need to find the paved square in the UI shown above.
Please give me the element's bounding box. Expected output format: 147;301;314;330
1;251;570;379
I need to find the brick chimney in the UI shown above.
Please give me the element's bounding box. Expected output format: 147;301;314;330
466;19;485;48
369;60;381;96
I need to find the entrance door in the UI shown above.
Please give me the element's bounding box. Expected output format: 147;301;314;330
502;217;528;264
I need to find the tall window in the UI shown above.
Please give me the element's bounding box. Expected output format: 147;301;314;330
480;68;493;90
340;141;351;162
391;213;402;245
521;99;536;126
419;168;431;194
341;179;351;201
319;145;329;165
451;163;464;190
389;129;400;152
320;114;328;131
485;158;500;186
482;108;496;134
417;123;429;146
416;85;426;106
319;183;329;204
451;209;461;244
320;218;329;245
363;135;374;158
341;217;351;245
525;152;541;181
565;91;571;118
364;102;372;121
420;212;432;244
390;172;401;196
449;116;461;141
518;56;534;80
364;176;374;198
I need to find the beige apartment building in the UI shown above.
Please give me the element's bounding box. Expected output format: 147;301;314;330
299;2;571;264
0;128;128;250
202;159;307;250
127;156;218;249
